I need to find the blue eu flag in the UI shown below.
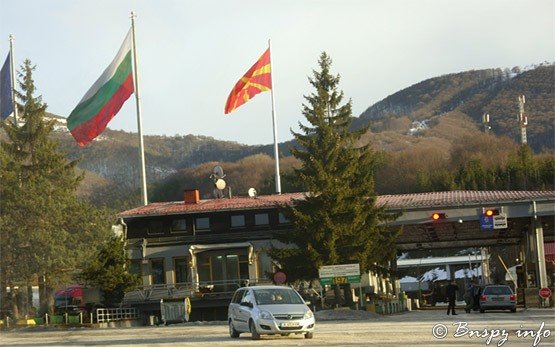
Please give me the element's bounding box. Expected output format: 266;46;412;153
0;52;14;120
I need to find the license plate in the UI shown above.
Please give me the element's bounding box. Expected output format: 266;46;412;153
281;322;300;327
492;297;504;301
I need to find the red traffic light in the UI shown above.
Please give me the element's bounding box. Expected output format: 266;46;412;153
431;213;446;220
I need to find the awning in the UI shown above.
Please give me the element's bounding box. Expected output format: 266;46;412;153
545;242;555;262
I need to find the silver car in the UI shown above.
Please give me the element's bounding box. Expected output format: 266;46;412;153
228;285;315;340
479;285;517;313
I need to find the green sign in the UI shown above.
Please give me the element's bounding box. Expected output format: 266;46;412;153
320;275;361;285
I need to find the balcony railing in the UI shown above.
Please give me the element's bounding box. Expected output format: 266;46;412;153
123;278;273;304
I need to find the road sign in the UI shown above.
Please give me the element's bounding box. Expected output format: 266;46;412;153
319;263;360;278
273;271;287;284
493;214;508;229
480;213;507;230
319;264;360;286
539;287;552;299
480;215;494;230
320;275;361;285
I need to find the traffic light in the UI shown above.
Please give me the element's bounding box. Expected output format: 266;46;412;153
431;212;446;221
483;208;500;217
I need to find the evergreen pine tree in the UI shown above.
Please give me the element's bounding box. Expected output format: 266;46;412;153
270;53;398;287
0;60;112;317
79;235;140;307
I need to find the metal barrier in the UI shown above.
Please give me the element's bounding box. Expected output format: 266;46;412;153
96;307;140;323
160;298;191;324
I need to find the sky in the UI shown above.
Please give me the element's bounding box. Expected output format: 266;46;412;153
1;0;554;146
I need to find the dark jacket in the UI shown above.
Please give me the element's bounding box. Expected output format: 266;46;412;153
446;283;459;299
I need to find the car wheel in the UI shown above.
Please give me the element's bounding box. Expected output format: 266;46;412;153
229;320;240;338
280;333;290;336
480;309;485;313
510;308;516;313
250;320;261;340
305;332;314;339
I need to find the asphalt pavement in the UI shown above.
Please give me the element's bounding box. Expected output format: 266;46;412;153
0;307;553;346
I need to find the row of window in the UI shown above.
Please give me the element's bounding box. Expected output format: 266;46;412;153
145;212;290;235
130;250;254;286
130;257;189;285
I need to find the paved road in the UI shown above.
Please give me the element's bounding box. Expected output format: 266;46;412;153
1;308;554;346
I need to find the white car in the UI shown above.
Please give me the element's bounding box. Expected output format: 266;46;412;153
228;285;315;340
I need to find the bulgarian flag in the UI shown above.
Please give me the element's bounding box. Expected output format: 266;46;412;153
67;30;134;146
224;48;272;114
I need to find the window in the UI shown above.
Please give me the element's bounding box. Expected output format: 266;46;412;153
254;213;269;226
171;219;188;233
150;259;165;285
195;217;210;231
232;289;246;304
129;260;142;276
278;213;290;224
174;258;188;283
253;288;304;305
147;220;164;235
231;215;245;228
241;290;253;305
133;224;148;235
196;249;250;292
483;286;512;295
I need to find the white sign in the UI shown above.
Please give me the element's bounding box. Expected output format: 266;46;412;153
493;214;508;229
319;263;360;278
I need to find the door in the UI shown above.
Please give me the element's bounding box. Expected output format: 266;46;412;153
236;289;253;331
197;249;249;292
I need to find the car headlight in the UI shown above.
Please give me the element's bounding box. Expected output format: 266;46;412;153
259;310;273;319
304;310;314;319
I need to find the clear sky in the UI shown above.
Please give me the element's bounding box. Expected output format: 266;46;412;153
1;0;554;146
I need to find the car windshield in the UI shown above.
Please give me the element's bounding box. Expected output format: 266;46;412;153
253;288;304;305
55;298;69;307
484;286;512;295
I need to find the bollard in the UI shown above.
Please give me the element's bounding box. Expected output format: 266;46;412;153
45;313;49;325
80;312;83;324
64;313;68;325
90;312;93;324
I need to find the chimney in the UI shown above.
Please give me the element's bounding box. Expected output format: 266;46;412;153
184;189;200;204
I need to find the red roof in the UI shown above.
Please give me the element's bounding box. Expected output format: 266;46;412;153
118;190;554;218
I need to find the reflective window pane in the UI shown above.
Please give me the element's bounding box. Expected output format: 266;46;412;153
151;259;165;285
231;215;245;228
254;213;269;225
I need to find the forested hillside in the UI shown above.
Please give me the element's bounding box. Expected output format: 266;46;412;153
354;64;554;151
3;64;551;207
155;112;553;201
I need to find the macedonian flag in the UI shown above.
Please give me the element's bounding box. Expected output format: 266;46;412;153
224;48;272;114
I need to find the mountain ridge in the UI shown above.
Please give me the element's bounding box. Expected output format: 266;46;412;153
4;63;550;206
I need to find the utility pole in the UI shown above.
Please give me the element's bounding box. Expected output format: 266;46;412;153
518;95;528;145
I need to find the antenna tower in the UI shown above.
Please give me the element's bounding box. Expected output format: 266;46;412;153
482;113;490;133
518;95;528;145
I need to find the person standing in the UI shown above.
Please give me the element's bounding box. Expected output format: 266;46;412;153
464;280;476;313
446;280;459;315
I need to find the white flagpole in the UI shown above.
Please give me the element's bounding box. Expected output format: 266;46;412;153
268;39;281;194
130;11;148;206
9;34;18;127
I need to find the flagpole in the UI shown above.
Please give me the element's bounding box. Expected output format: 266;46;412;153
268;39;281;194
130;11;148;206
9;34;18;127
